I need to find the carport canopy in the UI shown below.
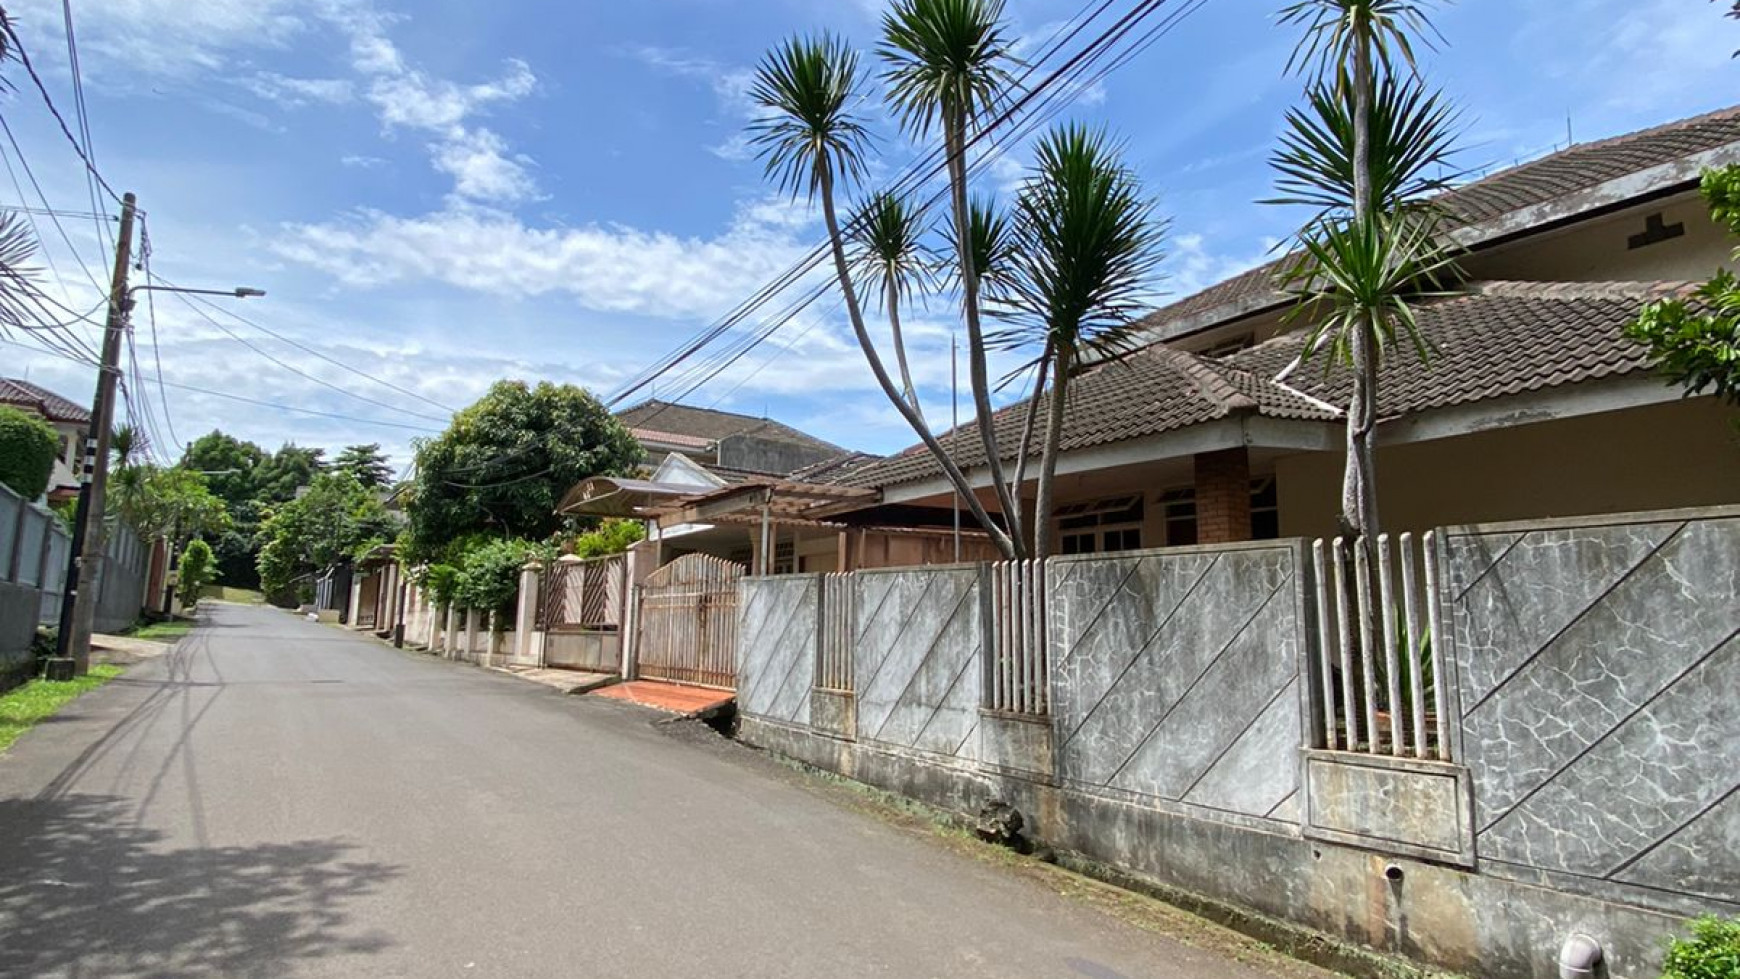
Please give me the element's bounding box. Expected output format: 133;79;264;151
557;476;698;518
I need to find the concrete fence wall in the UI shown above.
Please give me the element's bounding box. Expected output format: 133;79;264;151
735;507;1740;979
92;522;150;635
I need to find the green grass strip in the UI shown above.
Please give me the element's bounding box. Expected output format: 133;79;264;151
0;665;124;753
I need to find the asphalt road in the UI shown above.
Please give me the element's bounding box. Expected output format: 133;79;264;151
0;603;1330;978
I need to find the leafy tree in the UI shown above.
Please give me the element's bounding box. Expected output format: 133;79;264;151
256;471;394;598
570;518;646;558
997;125;1166;557
1272;0;1461;538
748;31;1019;557
0;405;58;500
332;443;394;490
253;444;327;506
405;381;640;559
176;539;215;609
1626;165;1740;407
180;430;267;512
454;537;541;622
110;467;231;547
110;424;150;471
425;563;461;610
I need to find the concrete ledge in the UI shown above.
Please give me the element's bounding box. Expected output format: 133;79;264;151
810;688;855;737
1302;750;1475;868
739;713;1686;979
978;709;1054;777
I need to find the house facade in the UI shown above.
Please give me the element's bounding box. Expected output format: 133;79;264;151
821;105;1740;548
0;378;91;504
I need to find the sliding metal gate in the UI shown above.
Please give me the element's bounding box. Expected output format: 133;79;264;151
634;554;744;688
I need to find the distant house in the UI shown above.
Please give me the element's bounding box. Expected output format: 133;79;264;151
0;378;90;504
815;104;1740;551
615;399;850;480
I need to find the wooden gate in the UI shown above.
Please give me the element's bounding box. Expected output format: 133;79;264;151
634;554;744;688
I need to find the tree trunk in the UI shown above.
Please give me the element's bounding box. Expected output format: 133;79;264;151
946;112;1025;557
819;166;1017;559
1342;30;1381;539
887;277;920;412
1032;347;1071;560
1007;347;1051;552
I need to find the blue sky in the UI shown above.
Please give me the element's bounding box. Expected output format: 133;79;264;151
2;0;1735;471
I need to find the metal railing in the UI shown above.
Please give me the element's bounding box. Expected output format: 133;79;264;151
817;572;854;692
988;559;1048;715
1311;533;1450;760
543;554;628;631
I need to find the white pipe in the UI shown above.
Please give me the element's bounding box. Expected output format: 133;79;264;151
1558;934;1602;979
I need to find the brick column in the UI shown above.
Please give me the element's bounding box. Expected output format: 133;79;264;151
1194;447;1252;545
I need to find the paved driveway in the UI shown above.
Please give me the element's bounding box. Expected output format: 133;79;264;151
0;602;1332;978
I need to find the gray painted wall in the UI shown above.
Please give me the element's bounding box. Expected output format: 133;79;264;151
1049;541;1310;827
851;566;984;763
91;523;149;636
1444;508;1740;918
738;574;819;724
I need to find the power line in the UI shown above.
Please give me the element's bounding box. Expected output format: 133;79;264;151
164;288;453;426
0;335;445;434
0;15;122;204
136;225;179;452
0;112;109;295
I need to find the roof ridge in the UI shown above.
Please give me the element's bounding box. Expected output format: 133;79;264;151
1468;279;1702;301
1151;346;1258;412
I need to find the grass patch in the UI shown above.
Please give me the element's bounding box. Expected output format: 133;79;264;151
0;664;124;752
201;586;265;605
125;620;194;642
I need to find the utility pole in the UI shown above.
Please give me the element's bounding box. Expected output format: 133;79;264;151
50;191;137;679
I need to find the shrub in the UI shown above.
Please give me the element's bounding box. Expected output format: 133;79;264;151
570;518;645;558
425;563;461;609
177;539;215;609
1664;916;1740;979
455;538;541;622
0;405;61;501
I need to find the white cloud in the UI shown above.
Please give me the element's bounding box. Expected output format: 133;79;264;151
340;154;388;168
244;72;355;107
273;196;821;321
1164;232;1280;299
430;128;539;204
6;0;309;80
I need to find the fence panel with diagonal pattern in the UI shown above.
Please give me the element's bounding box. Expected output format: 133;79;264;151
850;565;984;763
1048;541;1313;827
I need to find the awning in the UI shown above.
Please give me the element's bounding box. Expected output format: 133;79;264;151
643;479;879;528
557;477;699;518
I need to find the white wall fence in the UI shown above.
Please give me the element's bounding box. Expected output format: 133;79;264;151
1308;533;1451;760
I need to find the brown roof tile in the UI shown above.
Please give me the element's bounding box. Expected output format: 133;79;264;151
1131;105;1740;340
0;377;89;424
616;399;843;454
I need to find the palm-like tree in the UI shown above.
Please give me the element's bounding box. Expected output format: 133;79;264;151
880;0;1025;554
997;125;1165;558
849;192;934;411
1274;0;1457;538
749;33;1017;557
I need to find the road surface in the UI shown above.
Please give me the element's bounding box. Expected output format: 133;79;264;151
0;602;1331;978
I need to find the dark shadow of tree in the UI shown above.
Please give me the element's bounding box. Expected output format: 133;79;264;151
0;794;401;977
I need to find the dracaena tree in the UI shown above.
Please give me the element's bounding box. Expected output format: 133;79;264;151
996;125;1166;558
748;32;1018;558
1273;0;1461;539
849;192;936;411
880;0;1027;554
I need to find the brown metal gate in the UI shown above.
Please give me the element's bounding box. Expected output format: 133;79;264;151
634;554;744;688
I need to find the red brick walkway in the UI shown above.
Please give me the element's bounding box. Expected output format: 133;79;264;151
588;680;734;716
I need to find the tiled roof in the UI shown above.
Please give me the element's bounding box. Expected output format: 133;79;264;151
616;399;843;454
0;377;89;424
833;344;1337;489
1227;280;1698;422
629;426;713;450
1130;104;1740;339
836;280;1693;490
787;450;883;484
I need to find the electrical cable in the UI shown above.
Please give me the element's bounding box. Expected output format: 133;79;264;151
0;16;122;204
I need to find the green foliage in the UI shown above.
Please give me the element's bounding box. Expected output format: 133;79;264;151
176;539;215;608
0;665;123;753
253;444;327;505
1626;166;1740;407
49;497;76;532
425;563;461;609
454;537;540;618
570;518;645;558
255;471;395;597
179;430;268;511
405;380;641;560
110;466;231;546
877;0;1016;139
0;405;59;500
1663;916;1740;979
332;443;393;489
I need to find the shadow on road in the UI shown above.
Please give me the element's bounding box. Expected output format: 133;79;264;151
0;794;402;976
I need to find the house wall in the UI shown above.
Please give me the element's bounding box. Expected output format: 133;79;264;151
1276;397;1740;540
1462;192;1733;285
736;508;1740;978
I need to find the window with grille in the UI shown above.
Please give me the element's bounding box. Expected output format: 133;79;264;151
1057;495;1144;555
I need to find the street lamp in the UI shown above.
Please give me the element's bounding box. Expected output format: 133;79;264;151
123;284;266;312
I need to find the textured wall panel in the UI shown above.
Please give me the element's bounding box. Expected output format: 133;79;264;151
1446;511;1740;911
1049;542;1310;825
852;568;983;762
737;575;819;725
